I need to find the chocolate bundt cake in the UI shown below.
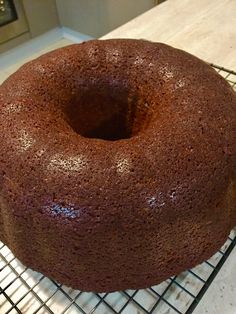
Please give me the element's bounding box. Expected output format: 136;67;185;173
0;39;235;292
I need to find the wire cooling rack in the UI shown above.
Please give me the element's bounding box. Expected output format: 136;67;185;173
0;64;236;314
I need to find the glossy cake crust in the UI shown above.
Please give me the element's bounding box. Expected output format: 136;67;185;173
0;39;236;292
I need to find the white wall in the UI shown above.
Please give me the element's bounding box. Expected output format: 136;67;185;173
56;0;155;38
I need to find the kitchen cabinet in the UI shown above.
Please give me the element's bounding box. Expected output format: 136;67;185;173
56;0;156;38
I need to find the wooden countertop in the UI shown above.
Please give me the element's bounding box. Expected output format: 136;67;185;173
102;0;236;72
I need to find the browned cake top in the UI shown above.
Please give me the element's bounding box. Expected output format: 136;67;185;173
1;39;235;226
0;39;236;291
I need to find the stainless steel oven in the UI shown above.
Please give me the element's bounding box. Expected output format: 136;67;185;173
0;0;28;44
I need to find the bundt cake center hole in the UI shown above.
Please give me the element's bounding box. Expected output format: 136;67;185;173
65;85;152;141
